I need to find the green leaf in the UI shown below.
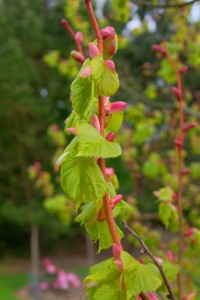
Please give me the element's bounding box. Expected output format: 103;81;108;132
61;153;107;207
158;202;179;231
75;202;99;224
77;123;122;158
64;111;81;134
71;59;94;118
121;251;162;298
106;111;124;133
84;258;120;285
163;262;179;282
93;284;120;300
91;56;119;96
86;220;123;252
157;186;174;202
111;0;130;22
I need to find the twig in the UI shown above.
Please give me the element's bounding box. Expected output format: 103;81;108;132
122;220;176;300
131;0;197;9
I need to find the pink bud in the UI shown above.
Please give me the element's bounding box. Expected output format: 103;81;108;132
105;167;115;176
103;96;109;106
172;193;177;201
179;65;188;73
172;86;182;101
107;101;127;113
152;44;167;56
40;281;49;291
75;31;83;45
80;66;92;78
105;60;116;71
71;50;85;63
183;292;196;300
91;114;100;133
181;168;190;176
61;18;69;27
148;293;159;300
113;243;123;260
106;132;115;142
167;250;175;263
111;194;123;207
184;228;195;236
183;122;197;132
67;127;77;135
33;161;41;172
136;296;142;300
88;42;100;58
101;26;115;39
112;243;123;271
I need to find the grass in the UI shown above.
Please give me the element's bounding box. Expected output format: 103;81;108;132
0;273;27;300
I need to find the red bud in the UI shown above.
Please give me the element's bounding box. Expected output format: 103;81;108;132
152;44;167;56
61;18;69;27
181;168;190;176
172;86;182;101
67;127;77;135
106;132;115;142
88;42;100;58
80;66;92;78
105;167;115;176
183;122;197;132
174;137;183;149
104;60;116;71
70;50;85;63
179;65;188;73
75;31;83;45
107;101;127;113
167;250;175;264
184;228;195;236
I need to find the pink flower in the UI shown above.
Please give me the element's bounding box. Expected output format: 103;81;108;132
105;60;115;71
111;194;122;208
91;114;100;132
70;50;85;63
107;101;127;113
167;250;175;264
80;66;92;78
46;263;56;274
172;86;182;101
42;257;51;266
40;281;49;291
106;132;115;142
152;44;167;56
65;272;81;288
88;42;100;58
52;280;59;289
57;270;70;290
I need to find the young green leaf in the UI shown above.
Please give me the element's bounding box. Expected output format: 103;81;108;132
91;56;119;96
71;59;94;118
121;251;162;298
61;153;107;207
158;202;179;231
76;123;122;158
105;111;124;133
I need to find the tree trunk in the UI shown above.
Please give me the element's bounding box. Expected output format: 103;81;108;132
30;225;41;300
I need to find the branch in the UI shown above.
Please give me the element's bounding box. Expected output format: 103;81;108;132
122;220;176;300
131;0;197;9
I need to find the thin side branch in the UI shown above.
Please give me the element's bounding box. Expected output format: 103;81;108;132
131;0;197;9
122;220;176;300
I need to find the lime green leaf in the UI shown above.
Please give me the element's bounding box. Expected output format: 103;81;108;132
71;59;94;118
86;220;123;252
93;284;120;300
61;153;107;207
158;202;179;231
157;186;174;202
121;251;162;298
106;111;124;133
64;111;81;134
91;56;119;96
75;202;99;224
163;262;179;282
111;0;130;22
84;258;120;285
77;123;122;158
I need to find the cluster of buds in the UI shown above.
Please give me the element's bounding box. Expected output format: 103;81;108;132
152;44;167;57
